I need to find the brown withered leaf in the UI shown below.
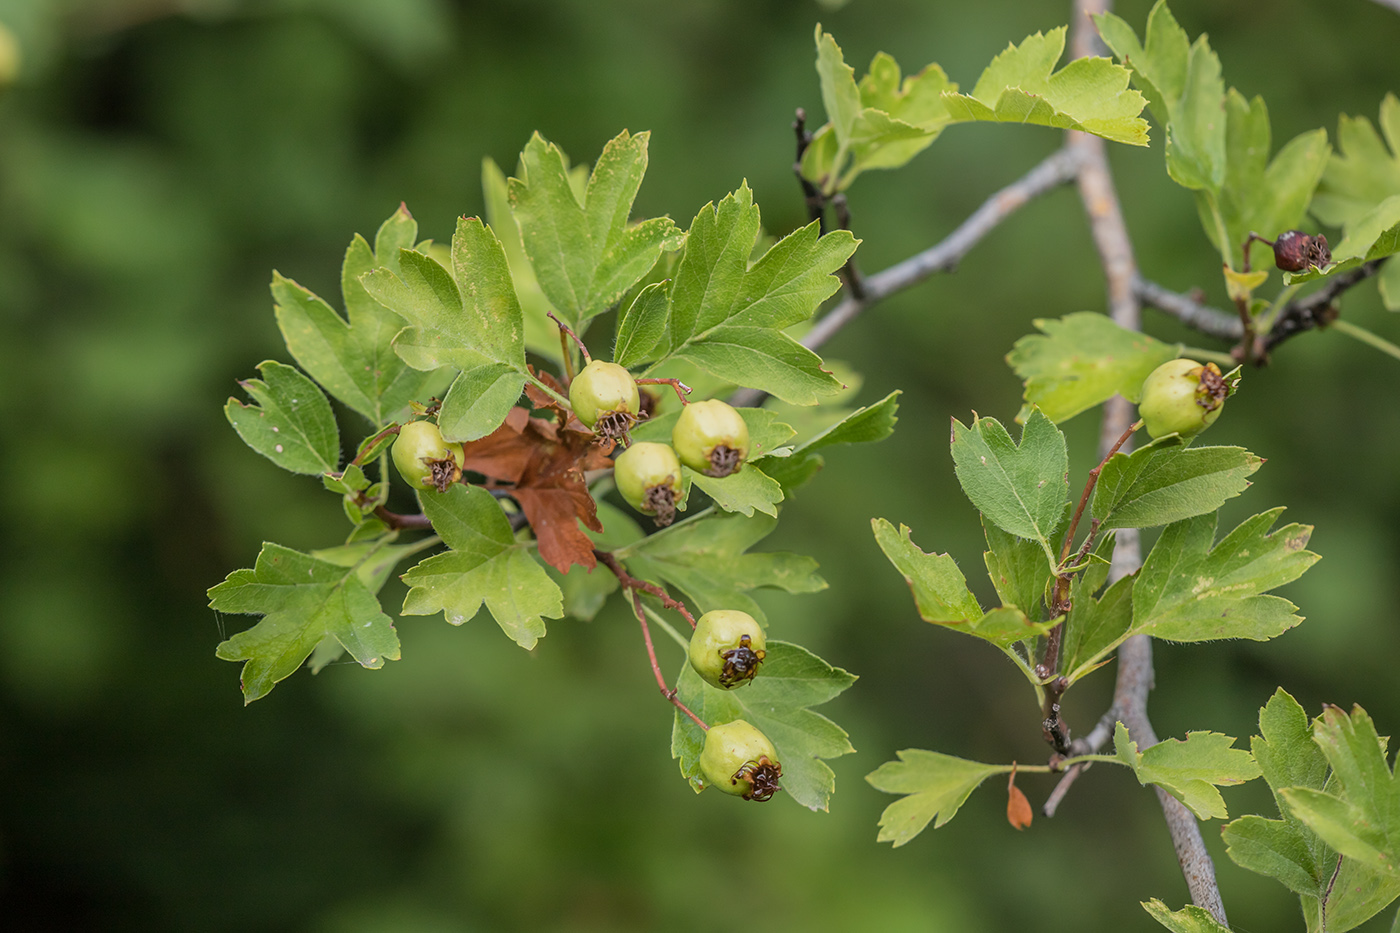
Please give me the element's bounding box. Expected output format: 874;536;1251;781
459;405;613;574
1006;764;1033;830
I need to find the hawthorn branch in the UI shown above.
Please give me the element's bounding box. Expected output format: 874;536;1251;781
1060;1;1229;924
630;591;708;731
596;550;698;629
1369;0;1400;14
730;144;1085;408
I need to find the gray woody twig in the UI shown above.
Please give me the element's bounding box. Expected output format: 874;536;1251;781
1063;0;1229;924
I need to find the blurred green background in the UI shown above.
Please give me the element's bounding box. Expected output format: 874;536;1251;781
2;0;1398;929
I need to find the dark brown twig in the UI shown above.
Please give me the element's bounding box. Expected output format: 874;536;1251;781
793;108;826;230
596;550;698;629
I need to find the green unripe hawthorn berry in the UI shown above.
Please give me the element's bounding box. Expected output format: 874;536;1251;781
613;441;684;526
672;399;750;477
569;360;640;436
1139;359;1227;440
688;609;766;689
392;420;465;492
699;720;782;801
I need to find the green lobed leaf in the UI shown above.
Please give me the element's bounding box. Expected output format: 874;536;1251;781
1141;900;1232;933
1092;443;1262;531
225;360;340;475
643;183;857;405
613;280;670;367
949;408;1068;560
1282;704;1400;879
1313;93;1400;232
361;216;528;441
1131;509;1318;643
1114;721;1261;820
618;510;825;626
764;390;901;492
940;27;1149;146
274;204;437;426
1222;690;1400;931
1061;573;1134;684
482;156;564;363
671;640;856;811
803;30;956;191
1007;312;1179;424
210;542;401;703
400;485;563;649
866;750;1005;846
506;130;682;332
686;464;784;518
982;516;1054;621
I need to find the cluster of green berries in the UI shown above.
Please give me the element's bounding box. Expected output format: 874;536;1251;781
1139;358;1228;440
391;419;465;492
687;609;782;801
568;360;751;528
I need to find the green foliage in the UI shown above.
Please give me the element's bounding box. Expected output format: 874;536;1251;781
866;751;1006;847
1224;690;1400;932
273;205;435;426
1283;704;1400;879
671;640;856;811
872;519;1057;651
802;25;1147;193
1091;443;1262;531
1142;900;1233;933
1113;722;1260;820
400;485;563;650
506;130;682;333
224;360;340;475
360;216;529;442
1132;509;1318;643
618;511;825;626
1097;2;1330;274
762;389;901;492
939;28;1148;145
1312;94;1400;308
949;409;1068;563
637;184;858;404
209;542;402;703
1007;312;1180;424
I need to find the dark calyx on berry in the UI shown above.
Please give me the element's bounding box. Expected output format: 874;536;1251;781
734;757;782;802
642;482;678;527
1195;362;1227;411
706;445;742;478
593;409;637;442
719;634;765;687
1273;230;1331;272
425;457;463;492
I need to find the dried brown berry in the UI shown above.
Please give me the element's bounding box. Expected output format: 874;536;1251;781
1273;230;1331;273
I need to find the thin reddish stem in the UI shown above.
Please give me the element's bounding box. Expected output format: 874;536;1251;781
631;591;708;731
372;505;433;530
1060;420;1140;565
596;550;698;628
547;311;591;364
635;378;692;406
